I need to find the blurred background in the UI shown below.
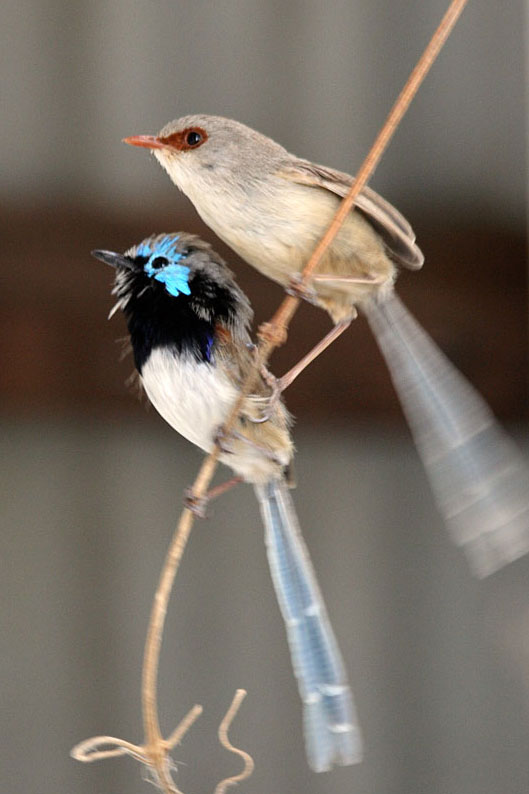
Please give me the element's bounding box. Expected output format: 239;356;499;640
2;1;528;792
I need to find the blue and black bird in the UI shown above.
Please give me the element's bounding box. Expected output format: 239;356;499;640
92;232;361;772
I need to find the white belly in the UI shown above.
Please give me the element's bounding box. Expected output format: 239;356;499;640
141;348;238;454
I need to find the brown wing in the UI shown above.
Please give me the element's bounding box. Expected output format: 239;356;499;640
214;321;270;399
278;159;424;270
214;322;292;438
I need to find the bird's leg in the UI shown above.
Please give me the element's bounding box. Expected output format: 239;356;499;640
249;320;351;423
287;272;386;305
279;319;351;389
184;425;242;516
184;476;243;518
229;430;284;464
311;273;387;285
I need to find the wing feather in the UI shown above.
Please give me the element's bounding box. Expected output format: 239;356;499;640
278;159;424;270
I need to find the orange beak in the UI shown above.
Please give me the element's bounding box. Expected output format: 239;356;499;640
122;134;170;151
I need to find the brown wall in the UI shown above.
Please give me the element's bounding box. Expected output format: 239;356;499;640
2;203;526;423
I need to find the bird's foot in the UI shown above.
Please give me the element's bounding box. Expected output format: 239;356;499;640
214;424;235;454
286;273;320;305
184;476;243;518
183;488;209;518
247;366;284;424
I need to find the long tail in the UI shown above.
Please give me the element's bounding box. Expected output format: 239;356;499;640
254;478;361;772
365;292;529;577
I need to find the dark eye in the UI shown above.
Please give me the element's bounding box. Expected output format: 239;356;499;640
150;256;168;269
186;130;202;147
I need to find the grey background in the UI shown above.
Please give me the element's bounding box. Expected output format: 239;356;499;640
2;0;525;224
2;2;528;793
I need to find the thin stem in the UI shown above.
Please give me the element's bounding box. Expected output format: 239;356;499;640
142;509;193;748
165;705;204;750
71;735;147;763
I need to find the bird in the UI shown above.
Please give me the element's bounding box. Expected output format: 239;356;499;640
92;232;362;773
123;115;529;578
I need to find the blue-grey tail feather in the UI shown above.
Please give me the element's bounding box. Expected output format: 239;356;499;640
365;292;529;577
254;478;362;772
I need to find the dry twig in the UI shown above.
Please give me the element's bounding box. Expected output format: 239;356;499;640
72;1;469;791
214;690;255;794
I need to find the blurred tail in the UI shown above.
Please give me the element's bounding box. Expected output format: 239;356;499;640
365;292;529;577
254;478;362;772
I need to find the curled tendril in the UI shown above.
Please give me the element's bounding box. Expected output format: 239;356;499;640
215;690;255;794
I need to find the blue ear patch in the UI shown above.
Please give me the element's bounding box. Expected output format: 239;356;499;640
145;259;191;297
139;234;192;297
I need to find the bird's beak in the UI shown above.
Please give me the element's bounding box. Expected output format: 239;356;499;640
91;250;134;270
122;134;170;151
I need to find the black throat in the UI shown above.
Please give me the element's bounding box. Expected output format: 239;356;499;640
119;268;238;373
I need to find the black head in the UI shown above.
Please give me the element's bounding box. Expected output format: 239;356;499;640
92;232;252;372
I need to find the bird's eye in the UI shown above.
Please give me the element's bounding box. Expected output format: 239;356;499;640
185;130;202;147
158;126;208;151
150;256;168;269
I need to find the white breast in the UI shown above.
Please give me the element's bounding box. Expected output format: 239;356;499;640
141;348;238;454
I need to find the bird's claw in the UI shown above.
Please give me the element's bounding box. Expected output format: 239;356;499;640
261;368;283;421
214;425;234;454
286;273;319;305
184;476;243;517
183;488;209;518
245;366;284;424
